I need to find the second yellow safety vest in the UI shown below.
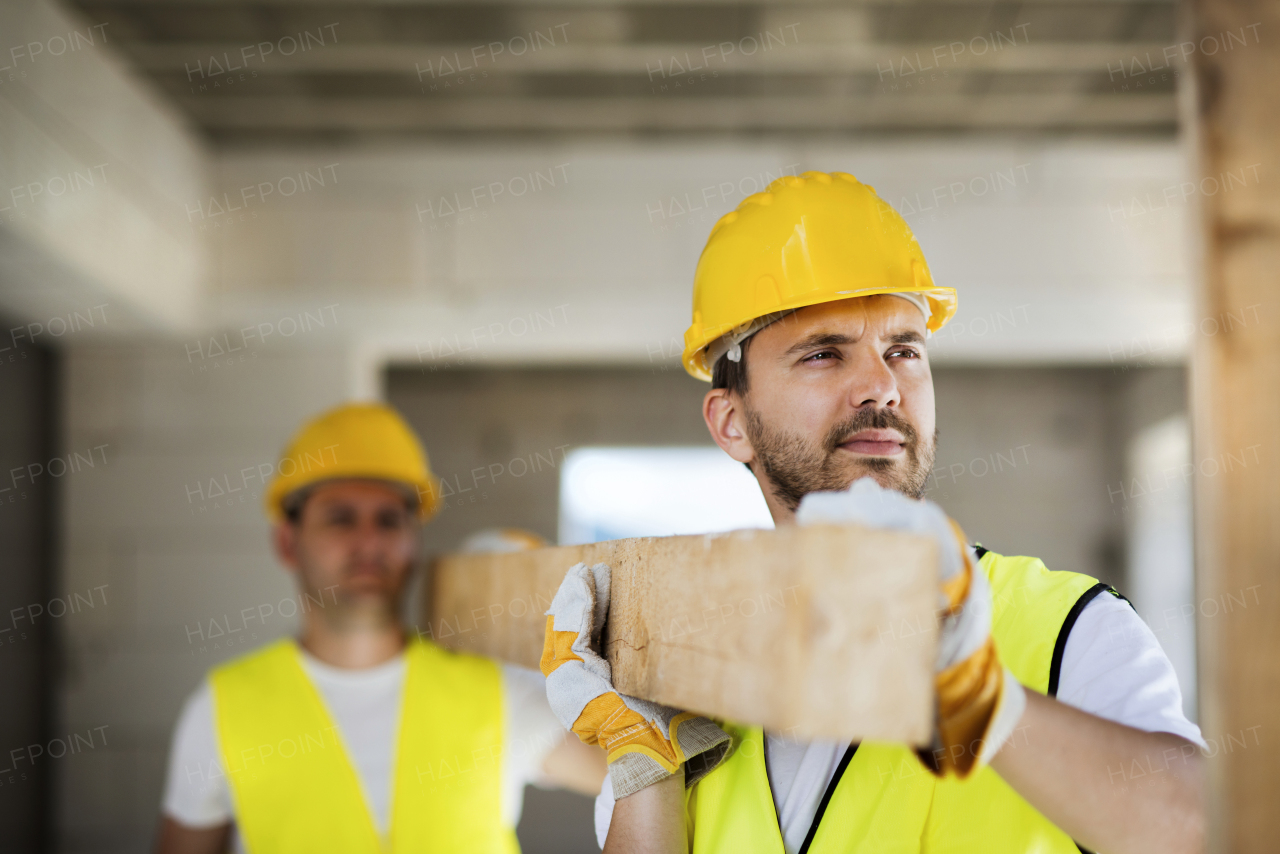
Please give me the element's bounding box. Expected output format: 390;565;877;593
686;550;1124;854
210;637;518;854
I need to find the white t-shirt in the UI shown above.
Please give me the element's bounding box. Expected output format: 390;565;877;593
594;592;1206;851
162;648;566;852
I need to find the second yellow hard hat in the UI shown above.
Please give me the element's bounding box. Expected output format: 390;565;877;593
264;402;442;523
682;171;957;381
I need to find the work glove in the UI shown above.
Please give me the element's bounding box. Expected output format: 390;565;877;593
797;477;1026;778
541;562;731;798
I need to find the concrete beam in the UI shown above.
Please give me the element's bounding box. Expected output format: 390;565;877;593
131;41;1168;77
79;0;1174;7
182;94;1177;133
0;0;209;338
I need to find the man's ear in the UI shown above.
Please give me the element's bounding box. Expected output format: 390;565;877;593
703;388;755;466
273;522;301;576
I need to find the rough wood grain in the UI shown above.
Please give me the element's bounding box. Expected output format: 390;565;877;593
1187;2;1280;849
425;525;938;743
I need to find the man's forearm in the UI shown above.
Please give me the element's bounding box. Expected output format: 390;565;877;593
991;689;1204;854
604;769;688;854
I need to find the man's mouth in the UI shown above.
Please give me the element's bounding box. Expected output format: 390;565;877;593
347;563;389;580
836;429;907;457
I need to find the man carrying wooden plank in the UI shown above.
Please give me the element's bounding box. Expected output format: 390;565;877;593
543;172;1206;854
155;403;604;854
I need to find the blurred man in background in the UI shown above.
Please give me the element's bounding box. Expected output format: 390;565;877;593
156;402;603;854
543;173;1205;854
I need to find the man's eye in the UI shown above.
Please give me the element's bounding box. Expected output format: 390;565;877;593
888;347;920;359
802;350;839;362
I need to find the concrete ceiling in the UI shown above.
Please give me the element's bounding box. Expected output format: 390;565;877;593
68;0;1178;144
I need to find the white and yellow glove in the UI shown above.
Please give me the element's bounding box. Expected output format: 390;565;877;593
541;562;732;798
797;477;1026;777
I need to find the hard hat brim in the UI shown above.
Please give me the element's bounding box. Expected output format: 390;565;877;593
682;286;957;381
271;476;440;524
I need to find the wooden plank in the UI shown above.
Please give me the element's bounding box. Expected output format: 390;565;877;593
1186;2;1280;851
425;525;937;743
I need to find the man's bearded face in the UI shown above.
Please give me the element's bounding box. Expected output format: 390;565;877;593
745;403;937;510
706;295;938;517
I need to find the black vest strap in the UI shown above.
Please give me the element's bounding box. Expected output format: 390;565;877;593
1048;582;1132;697
1050;580;1131;854
796;743;859;854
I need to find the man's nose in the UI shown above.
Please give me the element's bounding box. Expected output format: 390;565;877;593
849;350;901;408
352;517;390;552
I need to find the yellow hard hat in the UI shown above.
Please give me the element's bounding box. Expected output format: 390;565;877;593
682;171;957;381
264;402;442;523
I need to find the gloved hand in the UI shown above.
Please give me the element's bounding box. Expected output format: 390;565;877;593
797;477;1026;777
541;562;731;798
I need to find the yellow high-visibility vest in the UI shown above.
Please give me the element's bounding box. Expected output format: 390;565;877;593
687;551;1121;854
210;637;518;854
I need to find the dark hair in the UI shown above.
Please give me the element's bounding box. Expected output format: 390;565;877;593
281;489;309;524
710;334;753;396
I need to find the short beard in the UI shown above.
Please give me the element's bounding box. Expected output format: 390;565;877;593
744;406;937;511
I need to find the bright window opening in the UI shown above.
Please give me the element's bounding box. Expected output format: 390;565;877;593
558;447;775;545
